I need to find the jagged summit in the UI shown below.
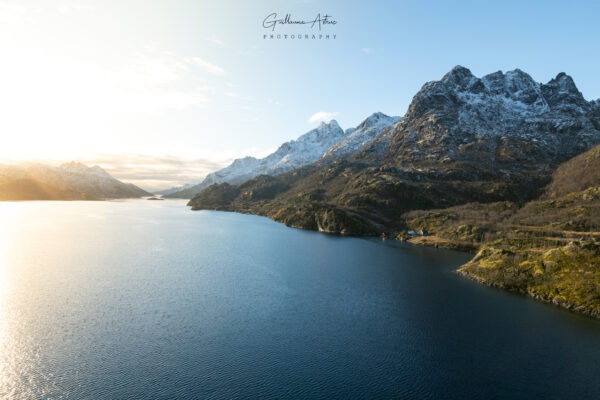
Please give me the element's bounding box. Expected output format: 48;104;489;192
317;120;340;129
322;112;401;160
362;66;600;170
441;65;475;86
541;72;588;113
358;112;394;128
432;66;585;113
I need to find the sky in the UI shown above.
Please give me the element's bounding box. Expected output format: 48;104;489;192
1;0;599;190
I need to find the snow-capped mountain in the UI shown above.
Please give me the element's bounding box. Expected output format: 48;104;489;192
0;161;150;200
167;120;346;198
200;156;261;188
359;65;600;168
155;182;201;196
321;112;401;160
258;120;346;174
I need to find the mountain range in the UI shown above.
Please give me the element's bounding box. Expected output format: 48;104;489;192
0;161;150;200
166;114;401;198
188;66;600;233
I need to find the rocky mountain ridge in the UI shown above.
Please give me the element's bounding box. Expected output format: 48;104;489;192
360;66;600;172
167;115;400;198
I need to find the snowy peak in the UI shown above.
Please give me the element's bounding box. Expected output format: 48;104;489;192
541;72;588;113
371;66;600;170
403;66;597;130
358;112;398;128
59;161;113;179
441;65;476;87
480;68;545;106
322;112;401;160
167;119;347;197
299;120;342;141
318;120;340;129
441;66;541;101
230;156;259;168
258;119;345;175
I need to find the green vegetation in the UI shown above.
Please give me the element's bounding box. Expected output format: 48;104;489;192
459;238;600;318
400;191;600;317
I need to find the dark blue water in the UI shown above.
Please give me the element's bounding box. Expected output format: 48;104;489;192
1;200;600;399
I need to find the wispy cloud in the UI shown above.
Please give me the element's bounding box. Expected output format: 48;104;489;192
308;111;339;124
190;57;226;76
205;36;225;46
107;49;214;112
361;47;372;53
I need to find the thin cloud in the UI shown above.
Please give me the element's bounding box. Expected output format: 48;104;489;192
361;47;373;53
308;111;339;124
107;49;211;112
190;57;226;76
205;37;225;46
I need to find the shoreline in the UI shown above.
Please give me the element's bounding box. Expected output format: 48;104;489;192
190;206;600;321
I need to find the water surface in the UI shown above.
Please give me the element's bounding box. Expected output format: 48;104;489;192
1;200;599;399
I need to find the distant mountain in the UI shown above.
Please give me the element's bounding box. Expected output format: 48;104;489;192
188;66;600;234
166;120;349;198
154;182;199;196
0;161;150;200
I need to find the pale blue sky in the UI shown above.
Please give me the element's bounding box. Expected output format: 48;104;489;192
1;0;598;189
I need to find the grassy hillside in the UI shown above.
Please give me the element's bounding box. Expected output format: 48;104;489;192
398;144;600;318
189;159;547;235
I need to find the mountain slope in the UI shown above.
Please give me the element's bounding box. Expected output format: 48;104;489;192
189;66;600;234
0;162;150;200
542;144;600;199
0;178;85;201
166;120;348;198
154;182;199;196
320;112;401;160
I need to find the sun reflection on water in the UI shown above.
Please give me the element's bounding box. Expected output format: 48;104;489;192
0;203;17;398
